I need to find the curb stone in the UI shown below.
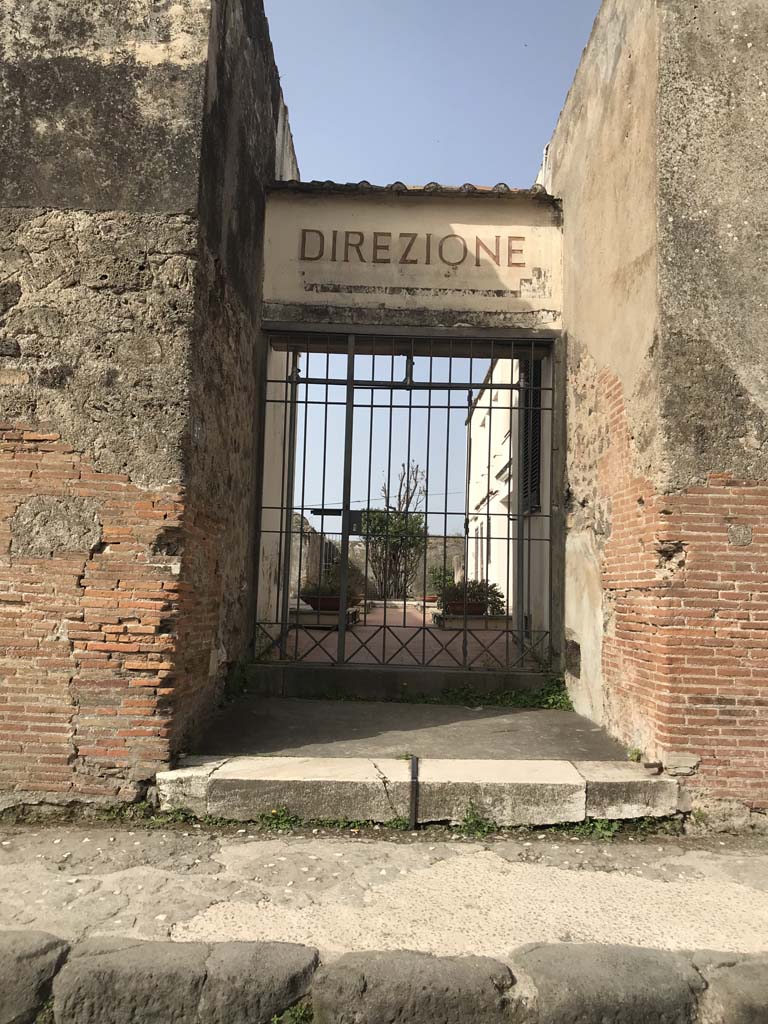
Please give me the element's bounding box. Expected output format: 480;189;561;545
0;930;765;1024
692;952;768;1024
0;930;69;1024
511;943;704;1024
311;950;530;1024
52;938;319;1024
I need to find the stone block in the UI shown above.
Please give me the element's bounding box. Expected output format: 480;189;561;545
417;760;586;826
511;943;704;1024
197;942;318;1024
694;953;768;1024
156;758;229;818
207;757;410;823
0;930;68;1024
311;950;527;1024
53;938;209;1024
575;761;679;819
53;938;319;1024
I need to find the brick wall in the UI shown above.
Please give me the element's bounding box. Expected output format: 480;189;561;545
0;428;184;802
597;372;768;808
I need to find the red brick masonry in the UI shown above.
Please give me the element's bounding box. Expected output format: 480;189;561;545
0;427;182;801
599;373;768;808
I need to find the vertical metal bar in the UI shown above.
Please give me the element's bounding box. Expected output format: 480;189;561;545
516;355;527;662
409;755;419;831
441;346;453;635
486;343;494;656
250;335;271;657
293;352;310;660
421;339;433;665
382;348;396;663
462;368;473;668
336;335;356;664
362;348;376;629
404;340;414;632
279;351;300;656
274;351;292;656
526;343;534;656
505;353;514;669
547;350;556;667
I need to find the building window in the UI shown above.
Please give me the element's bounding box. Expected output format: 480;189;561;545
519;359;542;515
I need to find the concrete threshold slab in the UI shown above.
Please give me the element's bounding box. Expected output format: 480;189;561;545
157;757;679;827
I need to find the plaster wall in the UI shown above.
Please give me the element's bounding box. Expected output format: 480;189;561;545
467;358;552;642
538;0;660;723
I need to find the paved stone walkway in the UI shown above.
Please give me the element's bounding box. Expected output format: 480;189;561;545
1;822;767;959
198;696;627;760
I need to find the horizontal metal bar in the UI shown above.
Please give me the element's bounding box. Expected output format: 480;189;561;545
264;320;559;342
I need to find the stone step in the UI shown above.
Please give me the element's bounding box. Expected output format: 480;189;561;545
156;757;679;827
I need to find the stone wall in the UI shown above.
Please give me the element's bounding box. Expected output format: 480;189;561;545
0;0;296;803
541;0;768;806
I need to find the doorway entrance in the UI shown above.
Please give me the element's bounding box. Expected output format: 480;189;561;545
255;330;555;673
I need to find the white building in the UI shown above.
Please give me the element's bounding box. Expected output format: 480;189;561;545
467;355;552;649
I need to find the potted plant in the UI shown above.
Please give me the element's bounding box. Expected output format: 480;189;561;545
438;579;506;617
299;564;362;611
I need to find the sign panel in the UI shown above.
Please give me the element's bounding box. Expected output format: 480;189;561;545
263;192;562;327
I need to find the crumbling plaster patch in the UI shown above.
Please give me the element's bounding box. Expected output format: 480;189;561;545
0;209;197;489
0;0;212;66
10;495;102;558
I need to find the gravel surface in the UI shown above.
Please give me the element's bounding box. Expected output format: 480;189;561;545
1;821;767;959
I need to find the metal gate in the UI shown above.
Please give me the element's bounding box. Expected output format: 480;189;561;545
254;331;555;672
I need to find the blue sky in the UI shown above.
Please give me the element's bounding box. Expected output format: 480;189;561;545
264;0;602;187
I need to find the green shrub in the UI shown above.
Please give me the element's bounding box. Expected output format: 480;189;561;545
438;579;506;616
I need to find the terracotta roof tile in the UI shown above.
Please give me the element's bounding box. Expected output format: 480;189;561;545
269;180;555;201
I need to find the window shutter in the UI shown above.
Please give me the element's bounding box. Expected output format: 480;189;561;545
520;359;542;515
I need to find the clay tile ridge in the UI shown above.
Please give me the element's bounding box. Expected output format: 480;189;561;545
268;179;555;201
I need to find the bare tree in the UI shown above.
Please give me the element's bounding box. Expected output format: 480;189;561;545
364;460;426;599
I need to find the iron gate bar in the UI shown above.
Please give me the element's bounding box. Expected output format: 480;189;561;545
336;336;356;664
279;352;300;657
421;338;434;666
381;350;396;665
462;380;473;668
293;355;312;661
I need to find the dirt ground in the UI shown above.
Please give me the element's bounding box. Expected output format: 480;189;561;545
1;818;767;960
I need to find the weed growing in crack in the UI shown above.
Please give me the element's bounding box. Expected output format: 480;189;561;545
384;816;410;831
258;807;302;832
459;802;498;839
34;997;54;1024
271;1000;313;1024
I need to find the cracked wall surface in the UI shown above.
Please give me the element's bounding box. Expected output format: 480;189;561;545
542;0;768;806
